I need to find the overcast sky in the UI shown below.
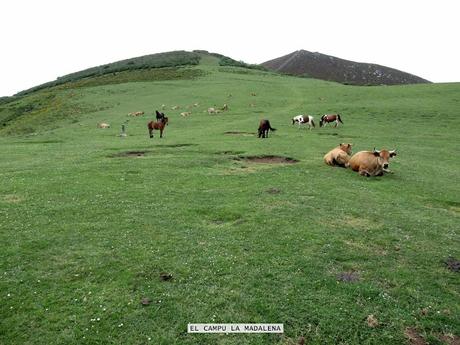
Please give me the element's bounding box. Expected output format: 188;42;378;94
1;0;459;96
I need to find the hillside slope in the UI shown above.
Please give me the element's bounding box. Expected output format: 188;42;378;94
0;61;459;344
15;51;202;96
262;50;430;85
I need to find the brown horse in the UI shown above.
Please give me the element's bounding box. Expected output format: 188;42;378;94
258;119;276;138
320;114;343;127
148;117;168;138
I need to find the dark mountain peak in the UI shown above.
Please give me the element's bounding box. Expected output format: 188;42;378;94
262;50;430;85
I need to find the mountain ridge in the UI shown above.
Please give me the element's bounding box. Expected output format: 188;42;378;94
262;50;430;85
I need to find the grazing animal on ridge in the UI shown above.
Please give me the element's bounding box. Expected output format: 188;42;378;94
147;116;169;138
258;119;276;138
320;114;343;127
207;107;221;114
292;115;315;129
128;111;144;116
180;111;191;117
348;148;397;176
323;143;352;167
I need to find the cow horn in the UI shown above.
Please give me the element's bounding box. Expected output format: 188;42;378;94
373;147;380;154
390;149;397;154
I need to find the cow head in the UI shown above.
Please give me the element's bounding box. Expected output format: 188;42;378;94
339;143;352;155
373;148;397;172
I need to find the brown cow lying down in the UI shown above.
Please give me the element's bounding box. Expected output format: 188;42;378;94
324;143;352;167
348;148;397;176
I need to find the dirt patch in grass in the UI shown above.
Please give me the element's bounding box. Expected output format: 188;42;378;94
159;144;196;148
238;155;299;164
15;140;64;144
2;194;23;203
438;334;460;345
140;297;152;306
317;132;339;136
337;271;360;282
215;150;245;155
404;328;428;345
159;272;173;281
444;257;460;272
426;199;460;214
266;187;282;194
109;150;148;158
342;215;382;229
224;131;255;136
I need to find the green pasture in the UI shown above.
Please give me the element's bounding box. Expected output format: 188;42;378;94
0;58;459;344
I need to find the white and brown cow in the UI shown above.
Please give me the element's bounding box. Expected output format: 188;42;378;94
324;143;352;167
348;148;397;176
292;115;315;129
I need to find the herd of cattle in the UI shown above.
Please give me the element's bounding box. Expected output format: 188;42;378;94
324;143;397;177
97;105;396;177
256;113;397;177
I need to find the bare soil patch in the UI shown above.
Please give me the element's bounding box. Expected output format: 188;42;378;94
224;131;255;136
266;187;282;194
337;271;360;282
438;334;460;345
160;144;196;148
2;194;23;203
109;151;148;158
444;257;460;272
159;272;173;281
238;155;299;164
404;328;428;345
317;132;339;136
215;150;245;155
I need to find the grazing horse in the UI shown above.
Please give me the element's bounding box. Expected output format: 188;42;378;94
292;115;315;129
148;117;169;138
258;119;276;138
320;114;343;127
156;110;166;121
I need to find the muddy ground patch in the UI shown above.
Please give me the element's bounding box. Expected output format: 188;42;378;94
109;150;149;158
224;131;255;136
236;155;299;164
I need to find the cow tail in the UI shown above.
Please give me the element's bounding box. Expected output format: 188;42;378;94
338;114;343;123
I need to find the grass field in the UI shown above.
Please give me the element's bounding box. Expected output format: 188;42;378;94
0;56;459;344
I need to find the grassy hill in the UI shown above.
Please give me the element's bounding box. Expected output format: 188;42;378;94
262;50;431;85
0;55;459;345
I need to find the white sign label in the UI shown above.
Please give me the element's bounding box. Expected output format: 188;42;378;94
188;323;284;333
